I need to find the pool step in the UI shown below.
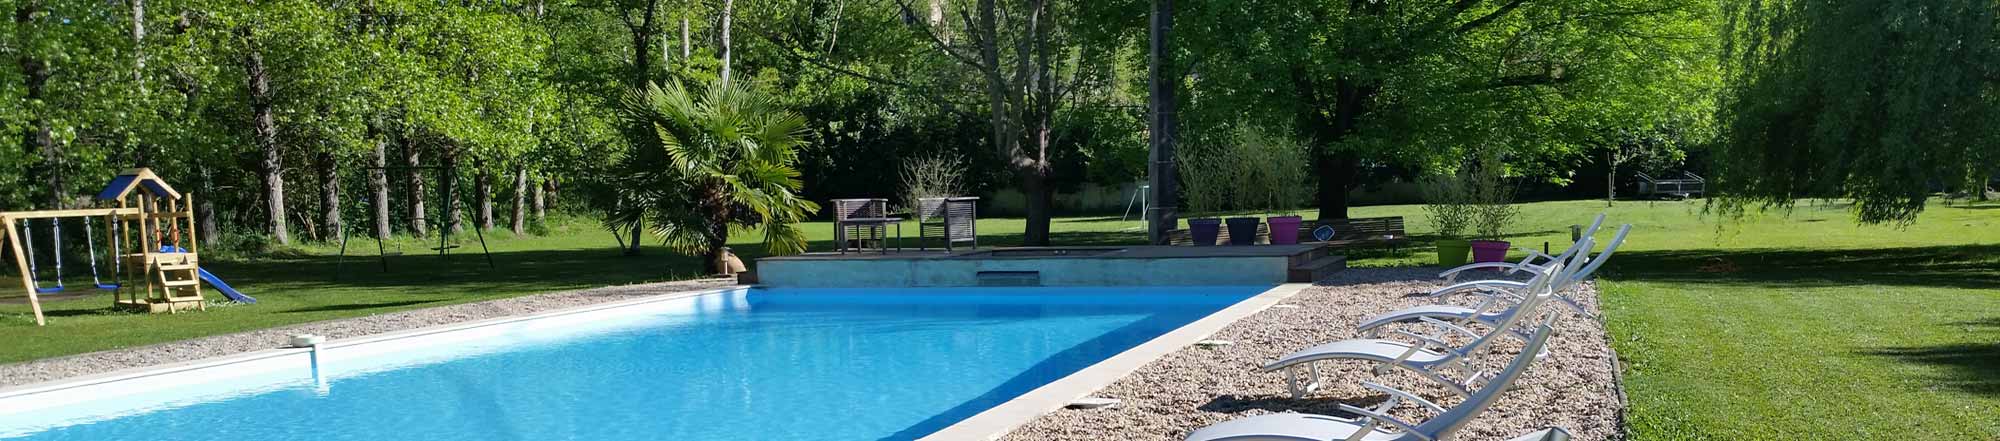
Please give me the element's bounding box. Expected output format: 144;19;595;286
1287;255;1347;283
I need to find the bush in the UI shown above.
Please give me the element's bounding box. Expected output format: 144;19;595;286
1468;154;1519;241
1177;124;1313;216
899;154;968;213
1420;174;1474;238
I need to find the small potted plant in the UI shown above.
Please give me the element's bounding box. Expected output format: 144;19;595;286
1467;155;1519;264
1178;150;1226;246
1420;174;1475;267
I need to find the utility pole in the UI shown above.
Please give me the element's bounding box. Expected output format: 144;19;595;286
1145;0;1178;244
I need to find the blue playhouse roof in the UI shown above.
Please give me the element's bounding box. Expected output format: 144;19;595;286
95;169;181;201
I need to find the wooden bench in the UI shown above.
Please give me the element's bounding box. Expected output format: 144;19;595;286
1166;216;1406;252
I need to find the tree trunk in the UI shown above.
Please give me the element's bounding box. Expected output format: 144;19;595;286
404;137;427;237
628;1;658;86
317;149;342;244
18;1;60;210
1606;151;1617;207
441;146;462;236
131;0;145;86
532;177;547;221
245;35;288;244
626;222;643;256
371;136;391;238
702;182;731;273
199;169;219;246
545;179;559;211
720;0;734;85
511;166;528;235
475;161;493;231
680;17;690;59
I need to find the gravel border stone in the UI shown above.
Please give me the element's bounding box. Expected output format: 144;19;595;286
1001;267;1625;441
0;278;738;388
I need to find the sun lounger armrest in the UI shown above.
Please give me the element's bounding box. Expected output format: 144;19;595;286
1416;316;1481;340
1335;404;1434;441
1389;330;1453;352
1427;280;1527;299
1360;381;1445;413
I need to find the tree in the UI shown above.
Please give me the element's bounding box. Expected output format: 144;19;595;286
1177;0;1717;220
613;78;818;273
1713;0;1998;224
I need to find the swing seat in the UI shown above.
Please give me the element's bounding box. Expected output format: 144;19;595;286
34;287;64;294
95;283;121;290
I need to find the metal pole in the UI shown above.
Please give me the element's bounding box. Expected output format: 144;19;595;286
1145;0;1178;244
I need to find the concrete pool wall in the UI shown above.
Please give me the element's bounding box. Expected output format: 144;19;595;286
756;245;1336;288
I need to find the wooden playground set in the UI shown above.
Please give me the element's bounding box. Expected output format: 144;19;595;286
2;169;253;327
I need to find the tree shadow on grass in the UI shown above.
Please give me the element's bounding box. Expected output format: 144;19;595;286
1600;244;2000;290
1858;341;2000;397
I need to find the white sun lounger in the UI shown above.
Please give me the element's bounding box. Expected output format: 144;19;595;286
1359;225;1631;337
1435;213;1604;283
1263;264;1562;398
1184;324;1558;441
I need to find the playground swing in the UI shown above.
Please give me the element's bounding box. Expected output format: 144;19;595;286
18;219;62;294
16;217;124;294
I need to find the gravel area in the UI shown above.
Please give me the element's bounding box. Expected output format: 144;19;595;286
0;278;738;389
1002;267;1625;441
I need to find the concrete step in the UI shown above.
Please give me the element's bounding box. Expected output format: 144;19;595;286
1287;255;1347;283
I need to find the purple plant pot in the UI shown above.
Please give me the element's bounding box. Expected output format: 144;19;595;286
1471;240;1511;266
1266;216;1303;245
1188;218;1222;246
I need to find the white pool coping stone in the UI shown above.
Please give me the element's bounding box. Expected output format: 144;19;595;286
917;283;1313;441
0;285;746;401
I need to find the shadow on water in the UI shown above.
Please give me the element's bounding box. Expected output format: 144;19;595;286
1600;244;2000;290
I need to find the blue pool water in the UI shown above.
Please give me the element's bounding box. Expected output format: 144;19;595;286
1;286;1265;440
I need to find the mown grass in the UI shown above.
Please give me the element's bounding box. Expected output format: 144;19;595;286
1;199;1995;439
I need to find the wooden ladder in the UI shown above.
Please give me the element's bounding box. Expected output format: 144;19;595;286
156;259;206;312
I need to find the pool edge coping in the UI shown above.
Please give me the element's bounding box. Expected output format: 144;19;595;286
916;282;1315;441
0;285;750;401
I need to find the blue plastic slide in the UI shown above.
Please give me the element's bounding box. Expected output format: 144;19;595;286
197;268;256;303
160;246;257;304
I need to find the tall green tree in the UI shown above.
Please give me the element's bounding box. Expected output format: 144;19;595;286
1713;0;1998;224
1176;0;1717;220
613;78;818;272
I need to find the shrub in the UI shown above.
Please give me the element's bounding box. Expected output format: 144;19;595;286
899;154;968;213
1420;174;1474;238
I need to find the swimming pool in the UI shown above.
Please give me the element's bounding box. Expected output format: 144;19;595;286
0;286;1270;440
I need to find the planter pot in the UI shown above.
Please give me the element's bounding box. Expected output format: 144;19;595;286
1436;238;1472;268
1266;216;1304;245
1471;240;1511;265
1188;218;1222;246
1225;217;1261;246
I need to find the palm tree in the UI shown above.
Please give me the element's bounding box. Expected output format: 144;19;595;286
611;78;818;273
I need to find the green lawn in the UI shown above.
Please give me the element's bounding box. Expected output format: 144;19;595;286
1;200;1995;439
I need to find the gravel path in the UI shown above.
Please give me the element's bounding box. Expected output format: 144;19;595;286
0;278;738;389
1002;268;1625;441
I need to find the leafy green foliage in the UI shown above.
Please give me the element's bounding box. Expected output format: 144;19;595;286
1713;0;1998;224
613;78;818;265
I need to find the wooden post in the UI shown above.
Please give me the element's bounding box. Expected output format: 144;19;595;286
187;193;198;254
3;215;45;326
